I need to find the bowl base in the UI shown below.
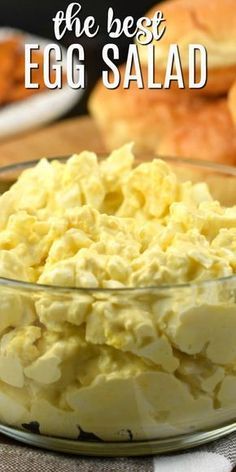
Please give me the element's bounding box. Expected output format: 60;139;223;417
0;421;235;456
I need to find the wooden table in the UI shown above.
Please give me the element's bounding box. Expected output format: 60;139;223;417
0;116;105;165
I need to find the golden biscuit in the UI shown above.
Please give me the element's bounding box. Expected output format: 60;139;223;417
0;35;61;106
14;50;44;83
89;66;206;153
89;65;236;165
0;38;20;79
157;99;236;165
6;69;58;103
138;0;236;95
0;77;13;105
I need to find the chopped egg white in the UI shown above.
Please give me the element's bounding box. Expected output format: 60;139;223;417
0;145;235;440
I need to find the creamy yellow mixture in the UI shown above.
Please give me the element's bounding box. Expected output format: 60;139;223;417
0;145;235;440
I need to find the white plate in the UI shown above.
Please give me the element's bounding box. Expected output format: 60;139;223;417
0;27;83;139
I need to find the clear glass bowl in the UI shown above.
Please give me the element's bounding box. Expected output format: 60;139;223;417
0;156;235;456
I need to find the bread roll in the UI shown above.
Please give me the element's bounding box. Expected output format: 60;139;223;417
138;0;236;95
157;99;236;165
89;66;207;154
89;65;236;164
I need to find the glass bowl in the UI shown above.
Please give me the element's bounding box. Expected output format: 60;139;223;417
0;156;235;456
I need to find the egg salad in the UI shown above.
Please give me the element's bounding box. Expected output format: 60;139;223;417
0;144;235;441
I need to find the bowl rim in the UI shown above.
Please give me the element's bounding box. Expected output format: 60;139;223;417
0;154;236;294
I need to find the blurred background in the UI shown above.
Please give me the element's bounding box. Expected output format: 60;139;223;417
0;0;158;116
0;0;234;167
